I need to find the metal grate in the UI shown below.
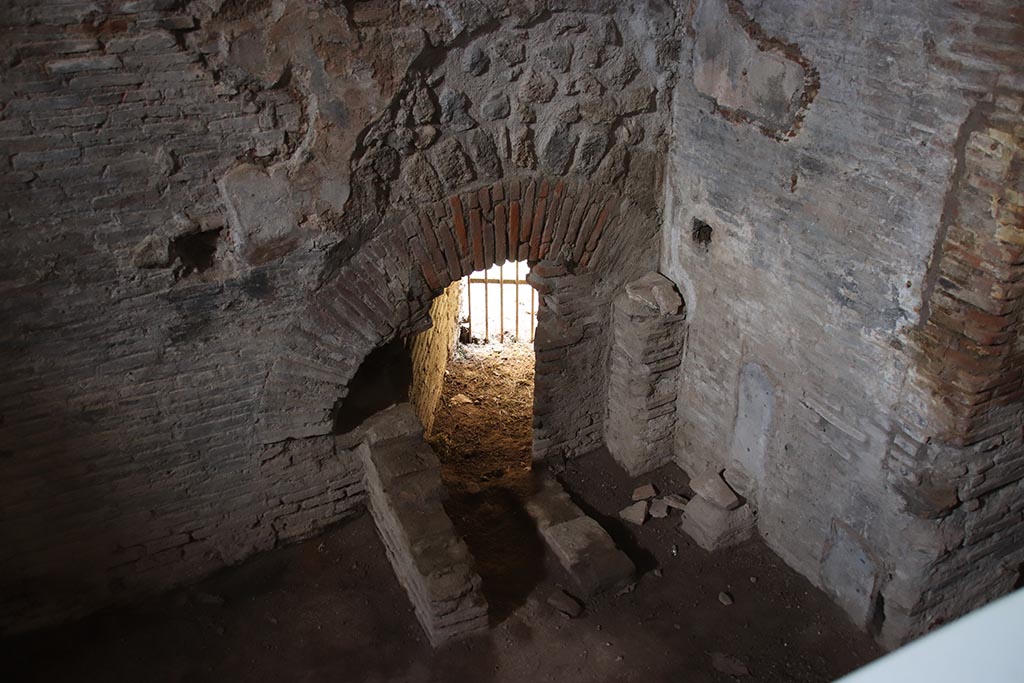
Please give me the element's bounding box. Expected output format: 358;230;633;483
461;260;538;343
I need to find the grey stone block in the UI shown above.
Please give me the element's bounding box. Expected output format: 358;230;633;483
619;501;648;526
822;522;880;629
690;469;741;511
462;45;489;76
479;91;510;121
363;403;425;445
542;517;635;595
218;163;303;265
526;471;635;596
679;497;755;552
439;89;477;131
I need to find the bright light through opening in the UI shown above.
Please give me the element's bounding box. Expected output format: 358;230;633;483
459;260;538;344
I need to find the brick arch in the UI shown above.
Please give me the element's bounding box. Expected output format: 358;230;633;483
256;173;653;446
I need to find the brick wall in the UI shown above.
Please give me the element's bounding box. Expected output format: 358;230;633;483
0;0;675;633
409;282;461;435
605;275;688;476
662;0;1023;646
0;0;340;634
885;0;1024;642
11;0;1014;647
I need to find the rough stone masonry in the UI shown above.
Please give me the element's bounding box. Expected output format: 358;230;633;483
0;0;1021;650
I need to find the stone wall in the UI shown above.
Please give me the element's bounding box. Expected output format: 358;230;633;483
410;282;460;435
661;0;1023;647
3;0;1017;647
0;0;675;633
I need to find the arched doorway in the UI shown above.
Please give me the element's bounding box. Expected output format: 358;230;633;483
255;174;660;456
254;174;664;625
418;259;543;620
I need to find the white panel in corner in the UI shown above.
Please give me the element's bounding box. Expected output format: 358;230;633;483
835;589;1024;683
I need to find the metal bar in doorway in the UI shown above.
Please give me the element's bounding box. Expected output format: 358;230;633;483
463;262;534;343
515;260;521;340
530;285;536;343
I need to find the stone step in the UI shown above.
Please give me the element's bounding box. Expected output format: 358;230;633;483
525;471;635;596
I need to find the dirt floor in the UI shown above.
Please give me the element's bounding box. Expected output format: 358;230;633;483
428;341;535;485
1;343;885;682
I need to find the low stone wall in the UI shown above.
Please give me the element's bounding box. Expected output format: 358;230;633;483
525;469;634;596
357;405;488;646
409;282;461;435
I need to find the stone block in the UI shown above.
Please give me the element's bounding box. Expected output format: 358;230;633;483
690;469;741;510
479;91;510;120
649;498;670;518
218;163;304;265
439;89;477;131
540;43;573;73
462;45;489;75
619;500;648;525
632;483;657;500
573;129;611;177
526;471;635;595
398;153;443;202
625;271;683;315
542;517;635;595
466;129;503;179
524;474;581;530
679;497;755;552
491;37;525;67
663;494;689;510
728;363;775;497
518;68;557;104
821;522;880;629
360;427;487;646
428;137;475;189
540;123;579;176
363;403;425;445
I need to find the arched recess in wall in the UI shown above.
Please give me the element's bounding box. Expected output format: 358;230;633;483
254;173;660;459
